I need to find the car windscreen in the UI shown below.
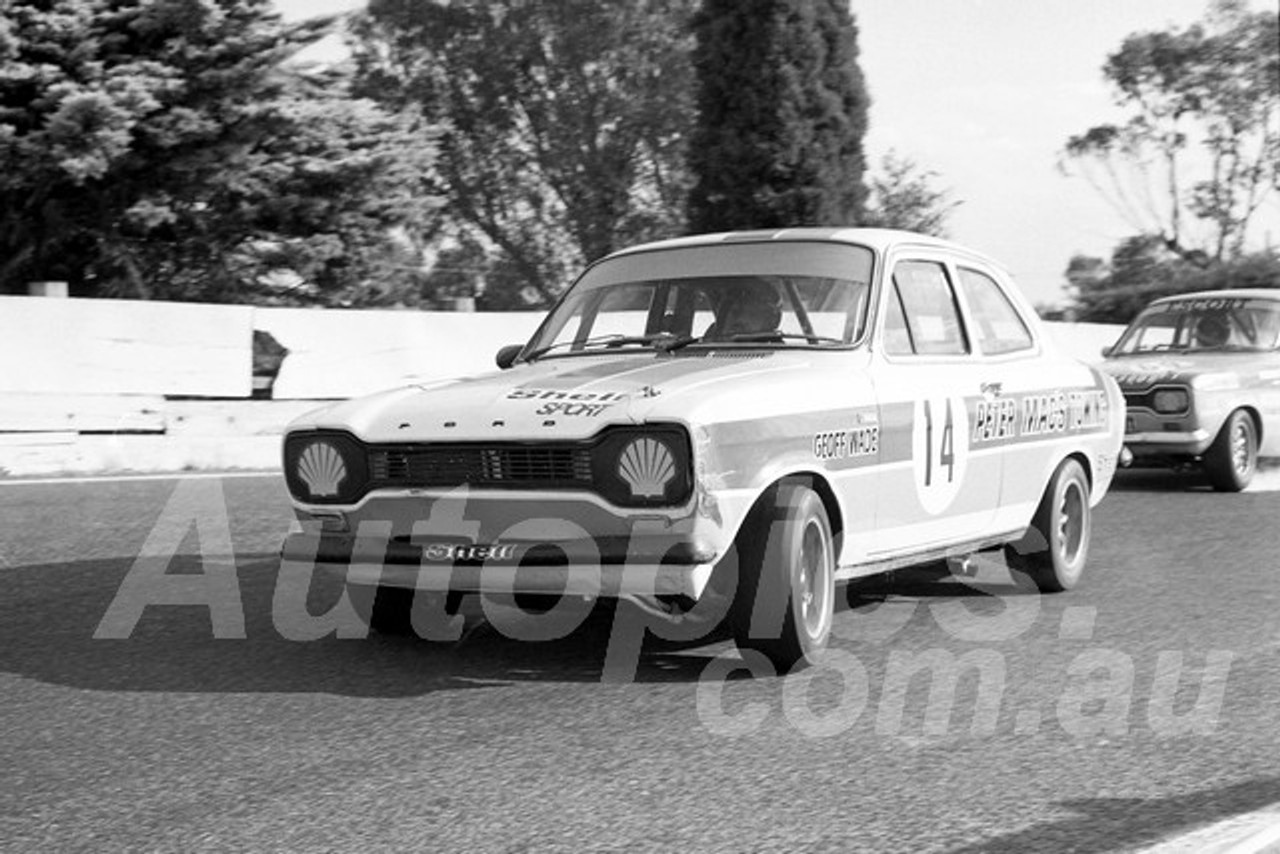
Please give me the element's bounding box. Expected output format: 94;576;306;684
524;242;875;359
1111;297;1280;355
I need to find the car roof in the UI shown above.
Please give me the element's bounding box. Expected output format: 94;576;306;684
1152;288;1280;304
604;227;1007;270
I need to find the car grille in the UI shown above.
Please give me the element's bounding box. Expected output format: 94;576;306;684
286;426;692;507
368;446;594;488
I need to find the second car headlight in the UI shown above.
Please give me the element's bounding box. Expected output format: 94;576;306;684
1152;388;1190;414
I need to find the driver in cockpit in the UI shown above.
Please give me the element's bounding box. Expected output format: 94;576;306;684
1193;310;1231;349
709;278;783;340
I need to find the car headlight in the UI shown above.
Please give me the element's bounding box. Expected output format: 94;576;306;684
1152;388;1190;414
283;432;368;504
592;426;693;508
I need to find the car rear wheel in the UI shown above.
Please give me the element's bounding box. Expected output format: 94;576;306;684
729;482;835;672
1005;458;1090;592
1205;409;1257;492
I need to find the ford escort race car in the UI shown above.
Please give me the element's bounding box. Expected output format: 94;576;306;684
280;228;1124;670
1101;289;1280;491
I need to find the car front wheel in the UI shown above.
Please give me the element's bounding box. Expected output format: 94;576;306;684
729;482;835;672
348;585;462;637
1005;458;1091;592
1205;409;1257;492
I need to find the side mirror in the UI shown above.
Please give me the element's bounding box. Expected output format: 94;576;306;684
495;344;524;370
1100;345;1113;358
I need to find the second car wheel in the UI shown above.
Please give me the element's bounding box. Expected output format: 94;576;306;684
1006;458;1091;593
1204;409;1257;493
729;482;835;673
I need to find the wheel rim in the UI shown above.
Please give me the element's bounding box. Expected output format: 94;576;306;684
1230;417;1254;476
1056;478;1086;568
798;518;832;639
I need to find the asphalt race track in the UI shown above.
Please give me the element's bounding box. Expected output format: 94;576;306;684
1;470;1278;853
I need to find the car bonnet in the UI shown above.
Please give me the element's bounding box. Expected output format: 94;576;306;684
290;350;855;443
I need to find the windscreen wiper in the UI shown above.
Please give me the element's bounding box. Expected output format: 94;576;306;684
653;334;701;352
526;333;689;360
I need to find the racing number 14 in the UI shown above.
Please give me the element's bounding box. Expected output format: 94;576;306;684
923;398;956;487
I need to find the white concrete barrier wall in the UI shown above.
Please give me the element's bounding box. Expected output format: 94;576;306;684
1043;321;1124;365
0;295;253;397
0;296;1124;404
257;307;542;399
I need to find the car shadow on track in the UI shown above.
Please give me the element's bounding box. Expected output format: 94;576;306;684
1110;468;1218;492
0;552;1041;697
845;560;1042;601
0;552;758;696
943;775;1280;854
1112;460;1280;493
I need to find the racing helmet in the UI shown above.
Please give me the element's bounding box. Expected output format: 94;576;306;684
1193;311;1231;348
717;278;782;337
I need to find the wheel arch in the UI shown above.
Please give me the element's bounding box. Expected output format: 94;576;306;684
797;471;845;550
1066;450;1094;491
741;469;846;551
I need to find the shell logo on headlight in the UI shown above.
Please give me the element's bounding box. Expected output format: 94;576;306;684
298;442;347;498
617;437;675;498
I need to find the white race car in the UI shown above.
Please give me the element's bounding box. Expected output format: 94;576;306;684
281;228;1124;670
1102;289;1280;491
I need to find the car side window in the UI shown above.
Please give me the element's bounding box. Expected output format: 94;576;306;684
882;285;914;355
886;260;969;356
957;267;1034;355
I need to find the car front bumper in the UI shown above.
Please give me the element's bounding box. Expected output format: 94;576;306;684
1123;428;1213;460
280;530;720;600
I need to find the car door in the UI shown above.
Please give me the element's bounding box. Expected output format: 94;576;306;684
949;263;1050;531
868;254;1001;557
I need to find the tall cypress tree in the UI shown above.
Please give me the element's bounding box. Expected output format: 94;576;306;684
686;0;869;233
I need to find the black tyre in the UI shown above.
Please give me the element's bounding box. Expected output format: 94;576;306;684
1204;410;1257;492
348;586;462;636
348;585;416;635
1005;458;1091;592
510;593;564;615
729;483;835;672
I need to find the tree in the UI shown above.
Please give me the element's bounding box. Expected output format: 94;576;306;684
1060;0;1279;264
1066;237;1182;322
0;0;440;303
175;71;443;307
685;0;868;233
1065;237;1280;323
861;151;959;237
351;0;696;308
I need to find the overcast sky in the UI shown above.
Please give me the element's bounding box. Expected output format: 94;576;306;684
275;0;1280;306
